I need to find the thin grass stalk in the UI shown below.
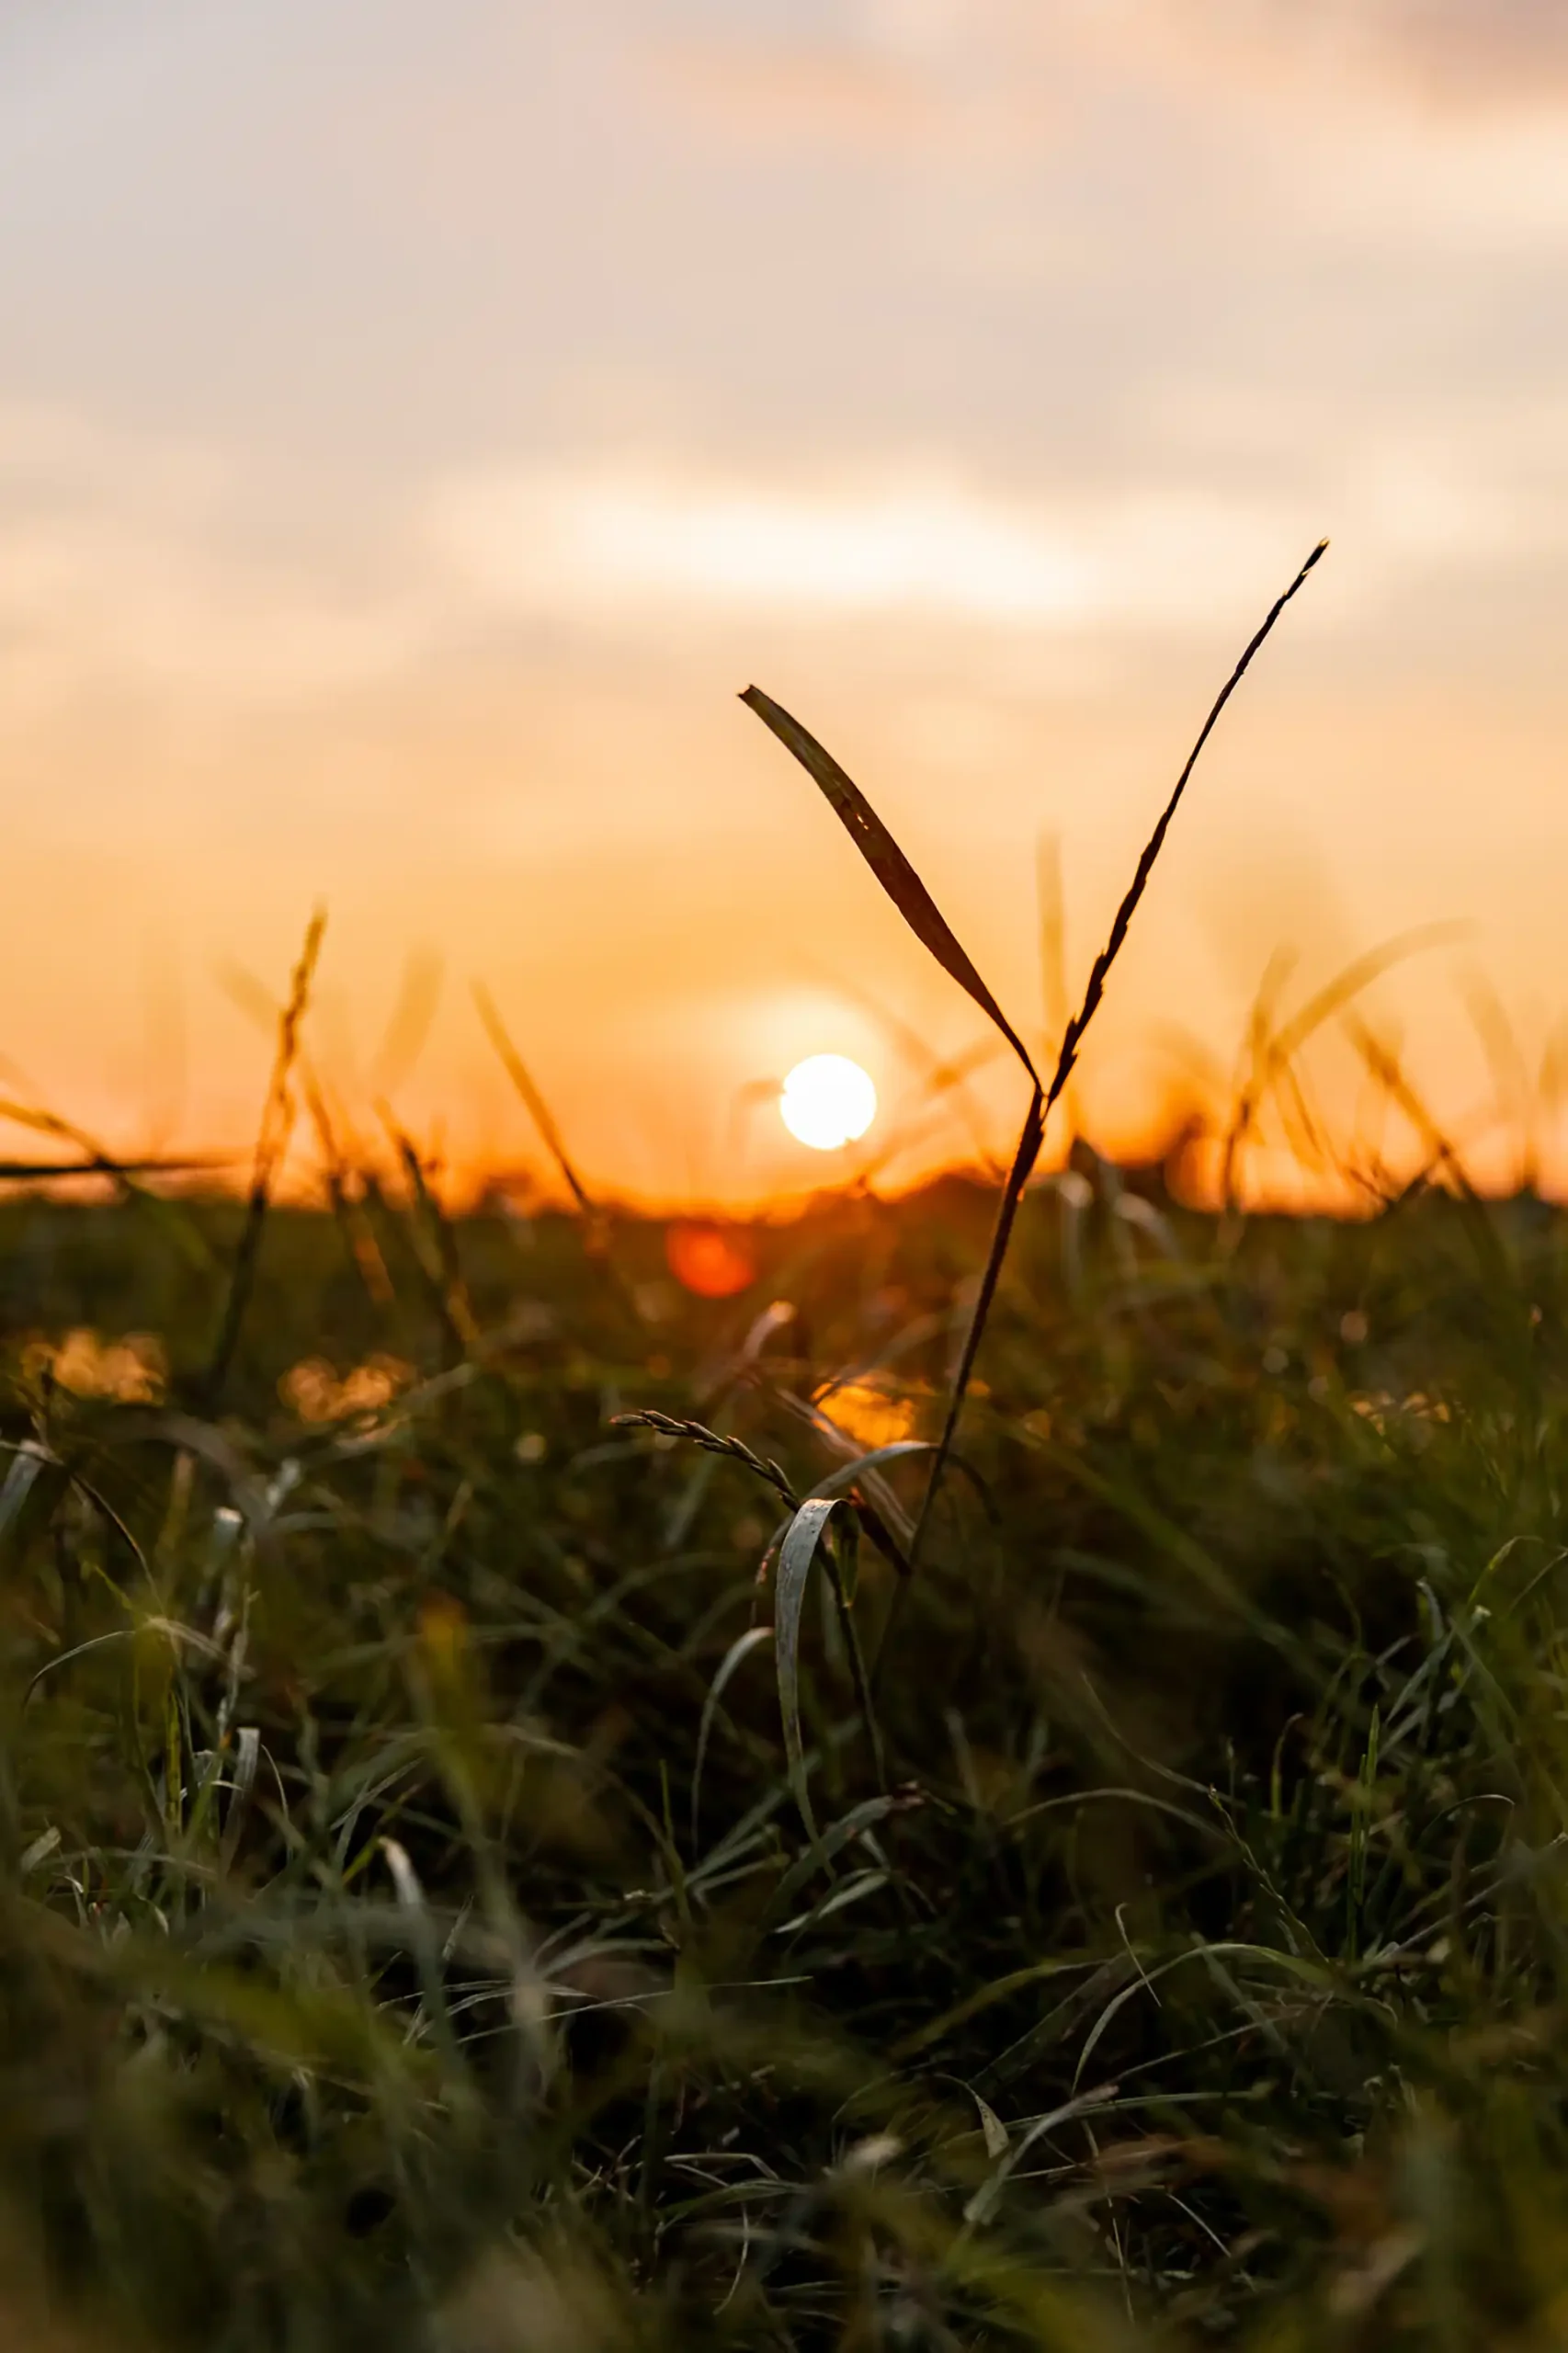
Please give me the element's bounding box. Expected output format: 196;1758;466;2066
0;1156;222;1179
752;546;1326;1682
1045;543;1328;1111
199;909;325;1414
301;1063;396;1307
0;1096;223;1267
1220;923;1465;1221
472;980;595;1218
824;1516;888;1793
384;1121;480;1363
915;543;1328;1576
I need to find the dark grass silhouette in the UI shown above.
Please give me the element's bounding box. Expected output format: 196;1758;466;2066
743;540;1325;1688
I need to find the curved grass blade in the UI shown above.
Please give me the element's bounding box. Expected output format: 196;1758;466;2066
767;1790;915;1918
0;1443;46;1546
745;541;1327;1679
472;980;595;1217
807;1435;932;1569
0;1097;221;1269
808;1437;935;1522
1223;919;1467;1207
1071;1939;1338;2093
692;1622;774;1847
1042;541;1327;1116
380;1835;468;2080
370;947;445;1098
740;686;1040;1086
775;1495;845;1841
742;686;1044;1613
201;908;326;1414
963;2082;1120;2228
905;1086;1043;1553
0;1155;228;1180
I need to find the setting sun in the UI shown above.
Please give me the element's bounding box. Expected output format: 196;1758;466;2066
778;1054;878;1153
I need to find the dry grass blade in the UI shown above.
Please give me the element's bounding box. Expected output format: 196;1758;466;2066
1221;920;1467;1211
0;1097;222;1267
744;542;1327;1680
911;543;1327;1607
200;908;326;1413
864;1097;1047;1677
300;1063;396;1306
472;980;595;1216
741;686;1040;1085
1045;542;1326;1113
384;1120;482;1363
739;687;1045;1619
1345;1016;1479;1203
609;1410;799;1509
370;947;444;1098
0;1157;225;1180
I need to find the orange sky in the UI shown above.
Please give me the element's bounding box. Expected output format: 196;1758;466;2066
4;2;1568;1208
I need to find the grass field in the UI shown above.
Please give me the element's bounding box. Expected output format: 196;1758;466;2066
2;1149;1567;2351
6;558;1563;2350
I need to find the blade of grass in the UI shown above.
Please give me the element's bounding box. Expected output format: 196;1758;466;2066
472;980;595;1218
0;1155;228;1179
740;685;1040;1081
381;1115;480;1363
1042;541;1328;1116
692;1622;774;1847
1221;922;1467;1213
775;1494;846;1841
199;909;325;1414
0;1097;222;1268
369;947;444;1099
740;686;1043;1629
1037;831;1075;1132
301;1063;397;1307
744;539;1325;1680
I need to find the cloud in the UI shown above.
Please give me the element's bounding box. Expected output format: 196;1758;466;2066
4;400;1551;735
652;0;1568;161
1176;1;1568;106
426;430;1568;650
0;404;435;718
428;460;1313;636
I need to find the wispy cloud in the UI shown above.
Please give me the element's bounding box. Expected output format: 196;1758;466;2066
0;405;435;717
426;436;1562;644
1165;0;1568;107
3;399;1561;733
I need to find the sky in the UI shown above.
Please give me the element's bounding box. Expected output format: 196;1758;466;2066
4;0;1568;1206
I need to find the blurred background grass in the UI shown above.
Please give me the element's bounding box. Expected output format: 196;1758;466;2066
2;1142;1568;2348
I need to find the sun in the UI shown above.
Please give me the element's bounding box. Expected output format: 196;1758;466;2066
779;1054;878;1152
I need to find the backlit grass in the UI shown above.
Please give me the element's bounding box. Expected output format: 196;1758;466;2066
0;1166;1565;2348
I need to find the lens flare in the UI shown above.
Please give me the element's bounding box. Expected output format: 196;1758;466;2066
779;1054;878;1152
665;1220;756;1299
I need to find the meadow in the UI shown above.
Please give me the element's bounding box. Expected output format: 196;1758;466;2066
7;546;1568;2350
4;1154;1568;2353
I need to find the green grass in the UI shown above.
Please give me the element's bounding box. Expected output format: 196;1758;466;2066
1;1163;1567;2349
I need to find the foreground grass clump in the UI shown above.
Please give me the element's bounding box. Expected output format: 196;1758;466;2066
0;1169;1566;2348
